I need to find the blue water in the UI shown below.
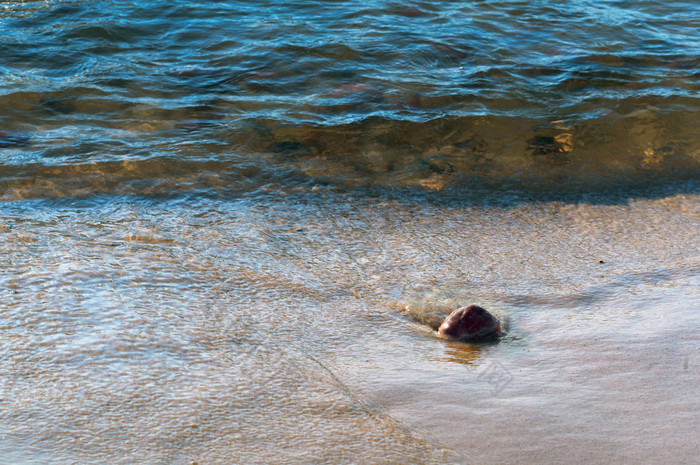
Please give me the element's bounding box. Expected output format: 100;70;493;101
1;0;699;199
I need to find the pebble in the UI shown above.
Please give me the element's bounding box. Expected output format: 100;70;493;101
438;304;502;340
0;131;31;148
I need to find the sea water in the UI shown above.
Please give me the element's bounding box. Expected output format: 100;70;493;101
1;1;699;463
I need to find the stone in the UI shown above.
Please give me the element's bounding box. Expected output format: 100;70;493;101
438;304;501;340
0;131;31;148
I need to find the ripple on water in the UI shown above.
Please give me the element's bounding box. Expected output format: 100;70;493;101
1;0;699;463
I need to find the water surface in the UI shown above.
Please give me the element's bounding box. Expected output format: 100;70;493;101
1;1;699;463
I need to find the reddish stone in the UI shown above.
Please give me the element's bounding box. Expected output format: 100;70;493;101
438;304;501;340
0;131;31;148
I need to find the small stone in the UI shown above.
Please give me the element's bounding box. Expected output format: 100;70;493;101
0;131;31;148
438;304;502;340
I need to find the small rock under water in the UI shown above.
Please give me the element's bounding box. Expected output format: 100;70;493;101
0;131;31;148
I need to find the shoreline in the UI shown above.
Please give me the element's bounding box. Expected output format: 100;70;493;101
1;184;697;464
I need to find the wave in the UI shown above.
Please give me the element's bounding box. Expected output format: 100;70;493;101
2;108;698;201
1;0;699;200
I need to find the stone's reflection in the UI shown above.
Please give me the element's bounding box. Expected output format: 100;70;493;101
442;341;483;366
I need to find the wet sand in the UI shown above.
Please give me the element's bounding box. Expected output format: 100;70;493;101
0;184;698;464
338;188;700;464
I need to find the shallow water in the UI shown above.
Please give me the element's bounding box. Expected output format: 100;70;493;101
1;0;699;463
2;0;699;196
1;188;698;464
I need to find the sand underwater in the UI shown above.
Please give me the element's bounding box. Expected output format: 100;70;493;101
1;182;698;464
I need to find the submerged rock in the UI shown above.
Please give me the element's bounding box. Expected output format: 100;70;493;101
0;131;31;148
438;304;501;340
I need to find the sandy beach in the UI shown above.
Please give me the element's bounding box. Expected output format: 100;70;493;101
1;183;697;463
